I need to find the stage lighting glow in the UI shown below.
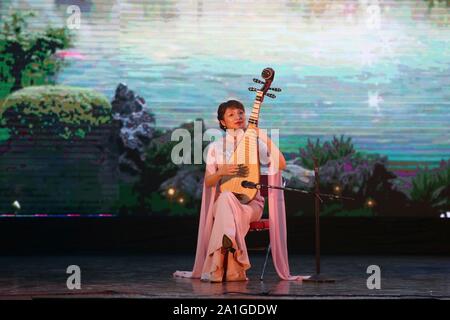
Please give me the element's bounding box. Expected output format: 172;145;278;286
12;201;21;210
167;188;176;196
366;199;376;208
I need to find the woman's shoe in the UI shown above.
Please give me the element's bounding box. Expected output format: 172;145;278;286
221;234;235;253
221;234;236;282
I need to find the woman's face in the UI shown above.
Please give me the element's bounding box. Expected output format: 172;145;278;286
220;107;246;130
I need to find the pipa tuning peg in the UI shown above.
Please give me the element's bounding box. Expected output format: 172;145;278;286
253;78;264;84
266;93;276;99
269;87;282;92
248;87;257;92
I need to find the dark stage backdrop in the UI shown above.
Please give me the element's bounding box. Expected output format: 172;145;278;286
0;0;448;218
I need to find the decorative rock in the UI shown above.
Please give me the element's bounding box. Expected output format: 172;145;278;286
111;83;156;180
282;160;315;189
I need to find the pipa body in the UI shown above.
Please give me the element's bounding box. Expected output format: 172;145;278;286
219;126;261;204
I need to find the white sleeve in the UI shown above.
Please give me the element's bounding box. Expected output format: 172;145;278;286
205;142;218;175
258;139;271;166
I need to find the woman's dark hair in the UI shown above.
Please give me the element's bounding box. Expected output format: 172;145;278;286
217;100;245;131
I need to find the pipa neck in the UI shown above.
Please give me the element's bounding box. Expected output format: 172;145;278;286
224;128;244;141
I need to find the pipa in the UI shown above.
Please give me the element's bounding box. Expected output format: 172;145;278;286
219;67;281;204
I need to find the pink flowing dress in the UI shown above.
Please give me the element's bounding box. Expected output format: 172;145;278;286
174;130;309;282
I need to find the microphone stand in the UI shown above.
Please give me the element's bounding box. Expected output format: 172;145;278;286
304;158;336;283
251;184;354;202
246;158;354;283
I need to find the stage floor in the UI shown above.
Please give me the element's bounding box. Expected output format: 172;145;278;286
0;254;449;300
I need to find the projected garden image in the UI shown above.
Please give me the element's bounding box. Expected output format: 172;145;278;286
0;0;449;218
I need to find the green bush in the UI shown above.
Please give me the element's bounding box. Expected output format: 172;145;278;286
411;160;450;213
297;135;355;170
0;98;9;141
292;134;412;217
112;182;139;213
0;11;73;97
0;85;111;139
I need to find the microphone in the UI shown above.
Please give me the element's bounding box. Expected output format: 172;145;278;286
241;180;258;189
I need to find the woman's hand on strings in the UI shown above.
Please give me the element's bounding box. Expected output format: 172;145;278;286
217;164;249;177
205;164;248;187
